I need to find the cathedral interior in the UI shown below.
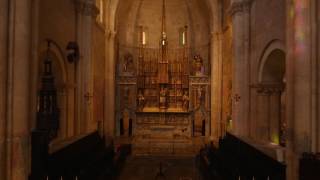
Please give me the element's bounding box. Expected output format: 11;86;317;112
0;0;319;180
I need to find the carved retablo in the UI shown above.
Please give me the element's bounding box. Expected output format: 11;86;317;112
115;0;211;155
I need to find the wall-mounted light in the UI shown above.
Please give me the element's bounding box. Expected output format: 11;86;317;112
66;41;79;63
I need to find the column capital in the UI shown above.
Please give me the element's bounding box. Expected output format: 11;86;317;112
107;30;117;40
229;0;253;17
74;0;99;17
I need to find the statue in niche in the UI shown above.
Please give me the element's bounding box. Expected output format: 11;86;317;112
159;86;167;109
137;89;145;111
182;90;189;111
193;55;204;76
123;53;134;73
197;86;205;108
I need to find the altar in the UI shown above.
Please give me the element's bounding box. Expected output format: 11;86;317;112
115;0;211;155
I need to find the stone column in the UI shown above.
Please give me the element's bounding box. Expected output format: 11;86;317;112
104;30;116;142
230;0;252;137
5;0;33;179
269;88;282;144
286;0;315;179
75;0;98;134
256;87;270;142
0;0;9;178
210;0;223;140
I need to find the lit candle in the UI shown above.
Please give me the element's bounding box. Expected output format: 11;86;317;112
142;31;146;45
182;31;186;45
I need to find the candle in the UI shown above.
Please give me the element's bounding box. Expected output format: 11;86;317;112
182;31;186;45
142;31;146;45
75;176;78;180
46;176;49;180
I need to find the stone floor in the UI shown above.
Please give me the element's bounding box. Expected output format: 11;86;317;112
116;156;202;180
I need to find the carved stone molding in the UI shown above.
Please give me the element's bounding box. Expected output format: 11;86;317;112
74;0;99;17
117;76;137;85
190;76;210;84
229;0;253;16
251;83;285;95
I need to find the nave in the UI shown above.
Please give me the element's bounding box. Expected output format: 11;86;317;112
1;0;320;180
117;156;201;180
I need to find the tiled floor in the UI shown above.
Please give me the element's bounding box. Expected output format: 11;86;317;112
117;156;202;180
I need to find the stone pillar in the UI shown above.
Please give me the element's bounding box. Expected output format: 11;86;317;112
104;30;116;142
256;88;270;142
210;0;223;140
5;0;33;179
269;89;282;144
286;0;316;179
0;0;9;178
210;32;221;139
75;0;98;135
230;0;252;136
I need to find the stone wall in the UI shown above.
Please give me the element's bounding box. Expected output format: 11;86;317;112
38;0;78;141
93;23;106;132
116;0;211;70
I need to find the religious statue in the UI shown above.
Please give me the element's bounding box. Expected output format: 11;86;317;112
182;90;189;111
197;86;205;107
159;87;167;109
193;55;204;76
123;53;134;72
137;90;145;110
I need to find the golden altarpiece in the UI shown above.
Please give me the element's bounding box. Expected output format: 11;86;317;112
115;0;211;155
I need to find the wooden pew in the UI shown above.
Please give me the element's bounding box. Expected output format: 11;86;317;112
300;153;320;180
199;133;286;180
47;132;114;180
30;131;115;180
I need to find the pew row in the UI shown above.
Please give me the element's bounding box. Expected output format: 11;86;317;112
30;131;131;180
199;133;286;180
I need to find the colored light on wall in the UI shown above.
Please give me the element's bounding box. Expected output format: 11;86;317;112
293;0;309;56
272;134;280;145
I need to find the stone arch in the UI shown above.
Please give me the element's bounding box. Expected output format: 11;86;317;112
38;40;69;141
256;40;286;145
258;39;285;83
